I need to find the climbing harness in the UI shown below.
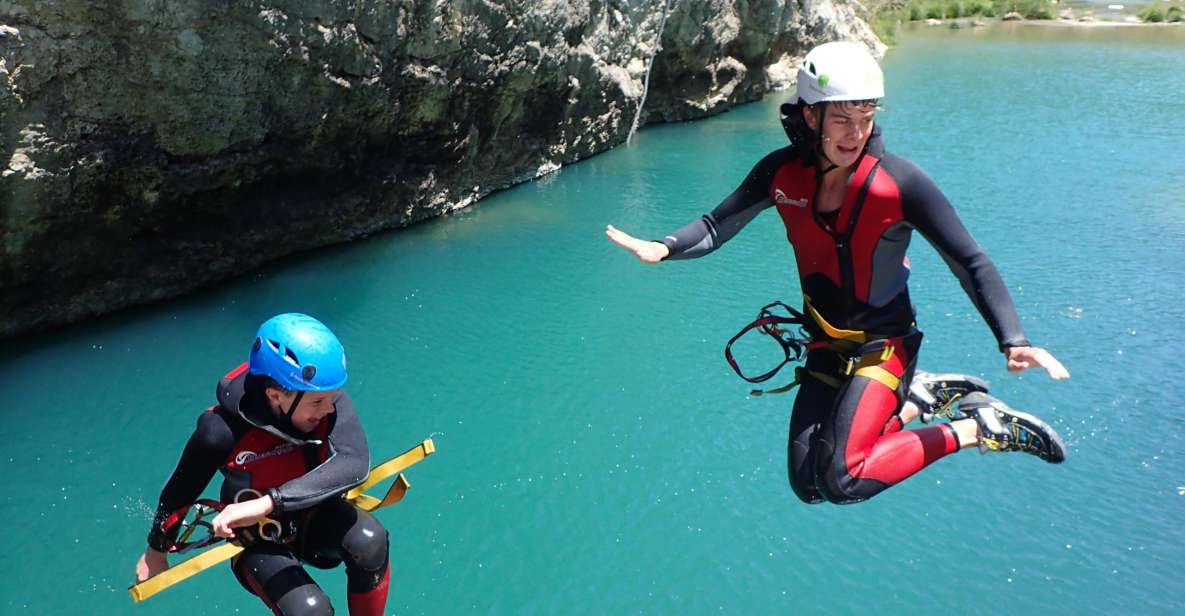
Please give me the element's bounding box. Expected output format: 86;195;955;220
724;299;906;396
723;301;812;392
129;438;436;603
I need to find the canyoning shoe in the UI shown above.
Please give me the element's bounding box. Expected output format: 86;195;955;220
908;371;990;423
958;392;1066;464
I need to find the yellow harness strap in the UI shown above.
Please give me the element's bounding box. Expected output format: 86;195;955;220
129;542;244;603
741;297;912;397
750;377;801;397
854;365;900;391
803;296;867;343
346;439;436;512
129;438;436;604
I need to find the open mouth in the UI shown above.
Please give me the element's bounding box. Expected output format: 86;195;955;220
836;144;859;155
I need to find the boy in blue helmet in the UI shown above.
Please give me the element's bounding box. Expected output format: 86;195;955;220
133;313;390;616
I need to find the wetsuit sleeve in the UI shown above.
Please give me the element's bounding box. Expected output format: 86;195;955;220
266;392;370;514
146;411;235;551
658;149;786;260
897;158;1031;351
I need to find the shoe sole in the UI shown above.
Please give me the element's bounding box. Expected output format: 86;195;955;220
914;371;990;395
913;372;991;421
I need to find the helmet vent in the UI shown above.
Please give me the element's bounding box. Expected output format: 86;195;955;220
283;347;300;366
268;339;282;352
806;61;816;76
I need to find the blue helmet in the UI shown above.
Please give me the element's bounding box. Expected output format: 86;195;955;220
248;313;348;391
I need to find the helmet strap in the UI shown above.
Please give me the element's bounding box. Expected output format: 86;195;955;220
810;103;841;182
285;390;305;419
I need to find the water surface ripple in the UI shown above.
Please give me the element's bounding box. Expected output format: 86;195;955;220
2;23;1183;615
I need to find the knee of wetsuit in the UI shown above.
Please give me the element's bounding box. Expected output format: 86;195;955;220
787;467;825;504
815;475;863;505
810;439;859;505
274;585;334;616
341;513;390;573
812;455;869;505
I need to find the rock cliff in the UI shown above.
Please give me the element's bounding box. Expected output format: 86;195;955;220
0;0;880;339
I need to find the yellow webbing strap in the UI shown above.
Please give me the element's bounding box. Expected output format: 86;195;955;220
750;377;801;397
350;474;412;512
803;296;867;343
129;542;244;603
129;438;436;604
854;365;900;391
805;369;844;389
345;438;435;511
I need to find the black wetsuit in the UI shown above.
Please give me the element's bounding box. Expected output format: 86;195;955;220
660;131;1029;504
147;364;390;615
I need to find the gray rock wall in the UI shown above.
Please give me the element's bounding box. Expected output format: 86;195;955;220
0;0;880;339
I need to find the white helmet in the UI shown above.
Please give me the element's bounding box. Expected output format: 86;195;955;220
793;41;884;105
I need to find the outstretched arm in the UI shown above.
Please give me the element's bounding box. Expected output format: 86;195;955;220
899;159;1068;380
605;148;791;262
605;225;670;263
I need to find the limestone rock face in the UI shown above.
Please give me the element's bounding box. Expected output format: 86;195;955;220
0;0;880;339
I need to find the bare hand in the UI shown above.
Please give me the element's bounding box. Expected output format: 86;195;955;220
135;547;169;583
1006;346;1070;380
211;495;275;538
605;225;670;263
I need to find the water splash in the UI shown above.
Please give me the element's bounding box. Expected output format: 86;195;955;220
122;496;156;521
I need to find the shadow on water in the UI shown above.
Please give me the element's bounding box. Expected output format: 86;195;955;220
0;186;549;370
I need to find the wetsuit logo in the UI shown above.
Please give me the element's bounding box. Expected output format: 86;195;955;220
775;189;808;208
234;444;299;466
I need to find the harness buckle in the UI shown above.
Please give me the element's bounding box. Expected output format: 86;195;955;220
233;488;286;544
840;342;895;377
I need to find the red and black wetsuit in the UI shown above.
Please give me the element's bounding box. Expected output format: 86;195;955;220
659;131;1030;504
147;365;390;615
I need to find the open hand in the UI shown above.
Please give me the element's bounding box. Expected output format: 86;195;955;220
1006;346;1070;380
606;225;670;263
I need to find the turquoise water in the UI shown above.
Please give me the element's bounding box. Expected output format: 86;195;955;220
3;23;1185;615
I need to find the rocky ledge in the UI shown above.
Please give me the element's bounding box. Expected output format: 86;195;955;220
0;0;879;339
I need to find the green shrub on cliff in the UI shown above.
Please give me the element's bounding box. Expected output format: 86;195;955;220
867;0;1057;40
966;0;995;15
996;0;1056;19
876;0;1052;25
1146;4;1184;22
873;12;901;41
1139;5;1164;21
